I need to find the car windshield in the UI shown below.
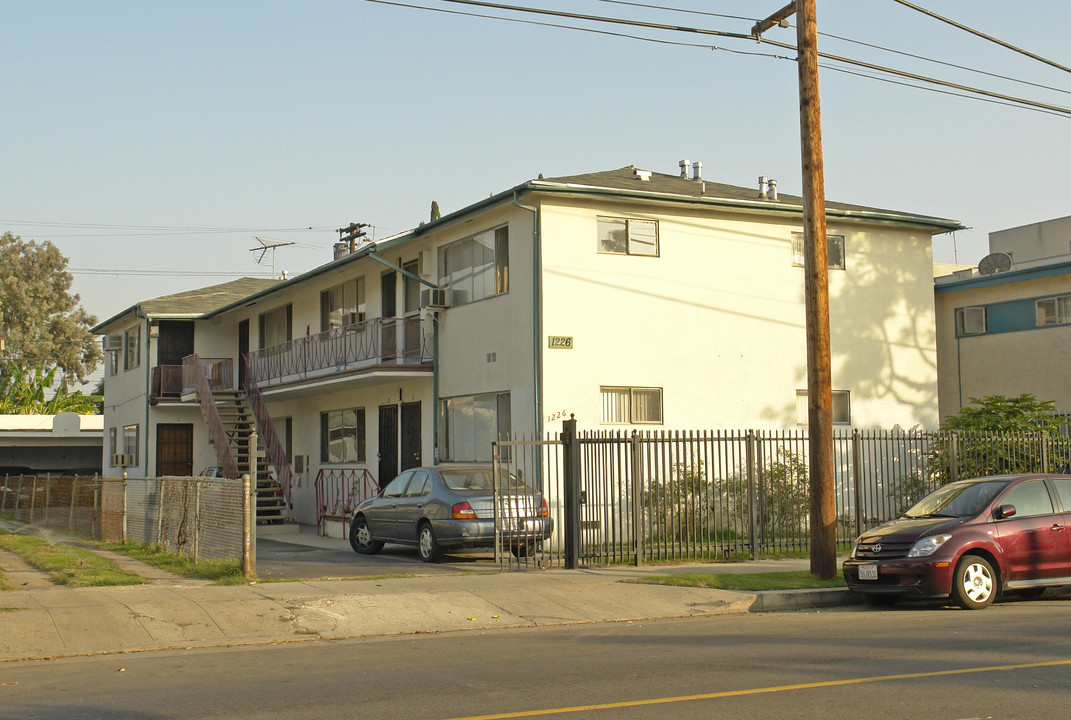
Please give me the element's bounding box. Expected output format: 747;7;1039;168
440;469;528;492
903;480;1011;519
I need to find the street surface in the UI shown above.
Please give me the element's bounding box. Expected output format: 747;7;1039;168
3;595;1069;719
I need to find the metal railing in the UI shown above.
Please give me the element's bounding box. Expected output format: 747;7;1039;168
242;353;294;516
314;467;379;537
179;357;233;394
491;427;1071;568
247;317;431;387
182;354;240;479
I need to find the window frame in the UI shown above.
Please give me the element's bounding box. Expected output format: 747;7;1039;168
320;278;366;332
600;386;664;425
122;424;139;465
258;304;293;349
955;306;988;336
123;325;141;372
597;216;660;257
439;390;511;462
437;225;509;307
1036;295;1071;327
796;390;851;426
792;233;846;270
320;408;367;464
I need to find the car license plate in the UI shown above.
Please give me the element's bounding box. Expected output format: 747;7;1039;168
858;564;878;581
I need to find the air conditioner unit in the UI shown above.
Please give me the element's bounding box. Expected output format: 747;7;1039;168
420;288;451;309
104;335;123;352
111;453;123;467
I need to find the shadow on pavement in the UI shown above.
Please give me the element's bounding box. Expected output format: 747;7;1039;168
255;537;497;580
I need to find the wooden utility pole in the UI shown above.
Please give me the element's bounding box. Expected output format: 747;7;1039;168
796;0;837;580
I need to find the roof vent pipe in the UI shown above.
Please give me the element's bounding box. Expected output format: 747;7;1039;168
768;178;778;201
679;159;690;178
758;176;769;200
692;161;702;181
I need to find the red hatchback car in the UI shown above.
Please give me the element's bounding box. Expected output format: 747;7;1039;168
843;474;1071;609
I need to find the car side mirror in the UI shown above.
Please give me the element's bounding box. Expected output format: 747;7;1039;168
994;504;1017;520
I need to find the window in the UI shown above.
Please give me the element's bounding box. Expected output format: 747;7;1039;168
123;325;141;371
1000;481;1054;518
108;350;119;376
440;391;511;462
792;233;845;269
259;304;292;349
597;217;659;256
796;390;851;425
437;226;509;307
601;386;663;424
122;424;139;465
320;408;366;464
956;306;988;335
1036;295;1071;326
320;278;366;332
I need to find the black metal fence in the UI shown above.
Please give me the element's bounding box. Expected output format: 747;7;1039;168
491;427;1071;568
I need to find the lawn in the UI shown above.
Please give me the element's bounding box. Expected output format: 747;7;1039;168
99;541;247;584
0;530;147;588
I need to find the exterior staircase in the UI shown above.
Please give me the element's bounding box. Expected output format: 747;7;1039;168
211;390;290;524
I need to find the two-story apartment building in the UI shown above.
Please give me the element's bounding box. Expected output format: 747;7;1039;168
95;164;962;527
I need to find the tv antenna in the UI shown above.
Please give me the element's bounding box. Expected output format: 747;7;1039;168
250;237;295;278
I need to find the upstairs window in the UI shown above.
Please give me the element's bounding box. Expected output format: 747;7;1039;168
1036;295;1071;326
792;233;845;269
597;217;659;256
438;226;509;306
123;326;141;371
956;306;988;336
259;304;292;349
320;278;366;332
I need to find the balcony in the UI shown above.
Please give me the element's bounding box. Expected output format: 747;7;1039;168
247;317;432;391
150;358;233;405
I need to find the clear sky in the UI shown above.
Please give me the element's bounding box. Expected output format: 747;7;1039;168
3;0;1069;327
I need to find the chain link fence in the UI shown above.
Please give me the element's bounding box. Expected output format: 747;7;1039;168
2;473;249;563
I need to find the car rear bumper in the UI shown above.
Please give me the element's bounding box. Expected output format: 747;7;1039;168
432;517;554;548
842;557;955;598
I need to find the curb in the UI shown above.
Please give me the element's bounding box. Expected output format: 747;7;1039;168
749;587;860;612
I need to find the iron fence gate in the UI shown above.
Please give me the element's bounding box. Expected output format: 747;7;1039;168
491;426;1071;568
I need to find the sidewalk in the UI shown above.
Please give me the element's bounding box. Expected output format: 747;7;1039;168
0;523;857;662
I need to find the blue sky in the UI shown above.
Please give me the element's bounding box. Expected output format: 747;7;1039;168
3;0;1069;324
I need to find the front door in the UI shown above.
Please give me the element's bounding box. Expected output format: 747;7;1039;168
401;401;421;471
378;404;399;488
156;424;193;477
994;479;1069;581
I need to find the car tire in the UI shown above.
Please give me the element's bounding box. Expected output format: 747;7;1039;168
510;541;537;559
417;523;442;563
350;517;384;555
952;555;997;610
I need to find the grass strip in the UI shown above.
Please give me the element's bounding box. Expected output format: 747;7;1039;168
99;541;246;584
626;570;845;592
0;531;147;588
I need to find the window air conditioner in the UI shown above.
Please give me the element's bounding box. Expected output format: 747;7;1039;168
104;335;123;352
111;454;123;467
420;288;451;309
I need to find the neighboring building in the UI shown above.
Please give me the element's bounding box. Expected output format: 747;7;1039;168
94;164;961;527
0;412;103;475
935;215;1071;420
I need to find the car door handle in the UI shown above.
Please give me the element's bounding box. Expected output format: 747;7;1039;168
1051;524;1064;532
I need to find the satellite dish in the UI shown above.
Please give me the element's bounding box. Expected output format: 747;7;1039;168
978;252;1012;275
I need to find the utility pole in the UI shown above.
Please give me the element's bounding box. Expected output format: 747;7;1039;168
338;222;369;253
755;0;836;579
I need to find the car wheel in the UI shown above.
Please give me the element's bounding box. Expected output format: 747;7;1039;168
510;541;537;559
418;523;442;563
952;555;997;610
349;517;384;555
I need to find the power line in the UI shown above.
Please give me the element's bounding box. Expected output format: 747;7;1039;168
890;0;1071;75
590;0;756;23
69;268;276;277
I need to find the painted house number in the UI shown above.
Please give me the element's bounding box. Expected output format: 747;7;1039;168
548;335;573;349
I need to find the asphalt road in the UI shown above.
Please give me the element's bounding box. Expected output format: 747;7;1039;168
4;596;1071;719
253;537;499;579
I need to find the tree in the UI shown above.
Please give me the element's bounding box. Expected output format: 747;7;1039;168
0;231;100;382
0;361;102;415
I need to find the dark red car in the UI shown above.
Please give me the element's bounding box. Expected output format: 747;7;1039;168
843;474;1071;609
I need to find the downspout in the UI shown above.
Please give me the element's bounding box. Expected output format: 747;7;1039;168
363;249;441;463
513;190;542;440
138;305;150;478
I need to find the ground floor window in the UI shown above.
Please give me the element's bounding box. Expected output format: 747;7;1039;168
321;408;366;463
123;424;139;465
440;391;511;462
600;386;663;424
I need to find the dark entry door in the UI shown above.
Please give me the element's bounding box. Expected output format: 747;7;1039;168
381;272;397;360
401;401;421;471
237;319;249;390
156;424;193;477
378;404;399;488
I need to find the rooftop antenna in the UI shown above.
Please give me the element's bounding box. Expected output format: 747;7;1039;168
250;237;295;278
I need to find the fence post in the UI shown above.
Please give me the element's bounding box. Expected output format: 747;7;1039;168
852;429;863;537
1040;433;1050;472
44;473;52;528
250;430;258;574
92;475;100;538
122;473;128;543
631;431;643;567
69;476;79;530
562;416;581;570
949;432;959;484
1;474;6;512
29;474;38;524
242;473;253;579
746;431;758;561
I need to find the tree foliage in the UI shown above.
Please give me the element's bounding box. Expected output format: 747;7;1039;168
0;360;102;415
0;231;101;382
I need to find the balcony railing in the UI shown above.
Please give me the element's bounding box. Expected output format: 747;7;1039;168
150;359;232;405
247;317;432;387
179;357;234;395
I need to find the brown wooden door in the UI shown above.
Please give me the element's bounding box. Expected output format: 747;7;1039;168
156;424;193;477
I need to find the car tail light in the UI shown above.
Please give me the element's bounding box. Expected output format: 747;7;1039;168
452;501;476;520
538;499;549;517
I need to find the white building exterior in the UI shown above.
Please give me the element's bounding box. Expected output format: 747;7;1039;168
95;165;961;527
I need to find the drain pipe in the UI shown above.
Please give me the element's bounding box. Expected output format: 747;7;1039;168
513;189;543;441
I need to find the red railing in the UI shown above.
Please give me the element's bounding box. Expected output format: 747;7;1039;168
182;354;240;480
247;317;431;387
314;467;379;537
241;354;294;517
